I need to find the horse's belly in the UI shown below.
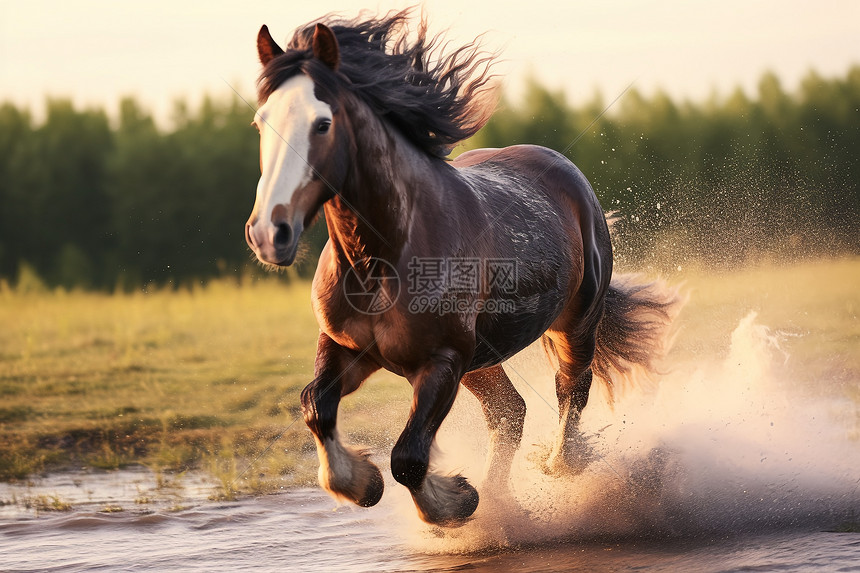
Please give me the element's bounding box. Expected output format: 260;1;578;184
469;287;567;370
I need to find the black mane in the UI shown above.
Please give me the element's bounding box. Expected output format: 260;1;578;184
257;9;497;157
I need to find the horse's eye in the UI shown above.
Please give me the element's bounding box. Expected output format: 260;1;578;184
315;119;332;134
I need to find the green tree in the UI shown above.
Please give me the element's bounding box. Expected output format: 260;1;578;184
0;66;858;288
0;104;34;279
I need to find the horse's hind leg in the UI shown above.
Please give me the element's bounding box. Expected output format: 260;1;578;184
544;309;602;475
391;348;479;527
301;332;383;507
546;360;595;474
461;365;526;490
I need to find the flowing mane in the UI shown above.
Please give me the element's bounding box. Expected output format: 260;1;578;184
257;9;497;157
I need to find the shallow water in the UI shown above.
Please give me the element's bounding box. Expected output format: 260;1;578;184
1;470;858;573
3;314;859;571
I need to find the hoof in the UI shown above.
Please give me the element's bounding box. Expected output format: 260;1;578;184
354;464;384;507
544;435;595;476
317;439;384;508
543;454;591;476
411;473;479;527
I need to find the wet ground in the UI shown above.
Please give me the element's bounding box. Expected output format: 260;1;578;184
1;468;858;572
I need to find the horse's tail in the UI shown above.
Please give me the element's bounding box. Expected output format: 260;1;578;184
591;274;683;400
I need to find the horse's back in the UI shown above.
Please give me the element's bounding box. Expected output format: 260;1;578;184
451;145;613;369
453;144;608;258
454;145;603;217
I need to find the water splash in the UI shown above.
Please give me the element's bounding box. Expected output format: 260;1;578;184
396;311;860;552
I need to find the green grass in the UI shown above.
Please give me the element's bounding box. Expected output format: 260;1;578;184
21;494;73;513
0;275;409;489
0;259;857;491
669;257;860;388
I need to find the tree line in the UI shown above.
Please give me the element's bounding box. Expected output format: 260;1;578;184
0;66;857;289
468;67;859;269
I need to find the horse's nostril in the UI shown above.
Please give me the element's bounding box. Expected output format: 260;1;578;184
245;223;257;249
273;222;292;248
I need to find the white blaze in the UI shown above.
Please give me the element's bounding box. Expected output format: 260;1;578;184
252;74;332;236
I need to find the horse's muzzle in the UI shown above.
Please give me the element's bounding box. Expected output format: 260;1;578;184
245;220;300;266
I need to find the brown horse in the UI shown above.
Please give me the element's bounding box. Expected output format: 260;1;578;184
245;11;675;526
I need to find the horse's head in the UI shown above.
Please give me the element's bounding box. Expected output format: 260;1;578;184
246;24;348;267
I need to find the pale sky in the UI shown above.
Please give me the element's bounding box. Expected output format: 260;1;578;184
1;0;858;125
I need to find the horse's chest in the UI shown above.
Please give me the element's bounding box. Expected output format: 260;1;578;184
311;288;373;351
311;281;448;375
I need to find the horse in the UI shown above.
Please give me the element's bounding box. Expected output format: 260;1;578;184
245;11;676;526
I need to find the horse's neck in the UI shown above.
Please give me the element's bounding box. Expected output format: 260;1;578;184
325;100;440;265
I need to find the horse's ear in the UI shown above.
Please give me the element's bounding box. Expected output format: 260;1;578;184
257;25;284;66
312;23;340;71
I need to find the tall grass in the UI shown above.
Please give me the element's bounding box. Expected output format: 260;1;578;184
1;259;857;488
669;257;860;388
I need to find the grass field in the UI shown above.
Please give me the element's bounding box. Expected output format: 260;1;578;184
1;258;858;495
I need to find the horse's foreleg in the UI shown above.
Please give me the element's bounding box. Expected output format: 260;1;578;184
391;349;479;526
301;333;382;507
461;365;526;490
